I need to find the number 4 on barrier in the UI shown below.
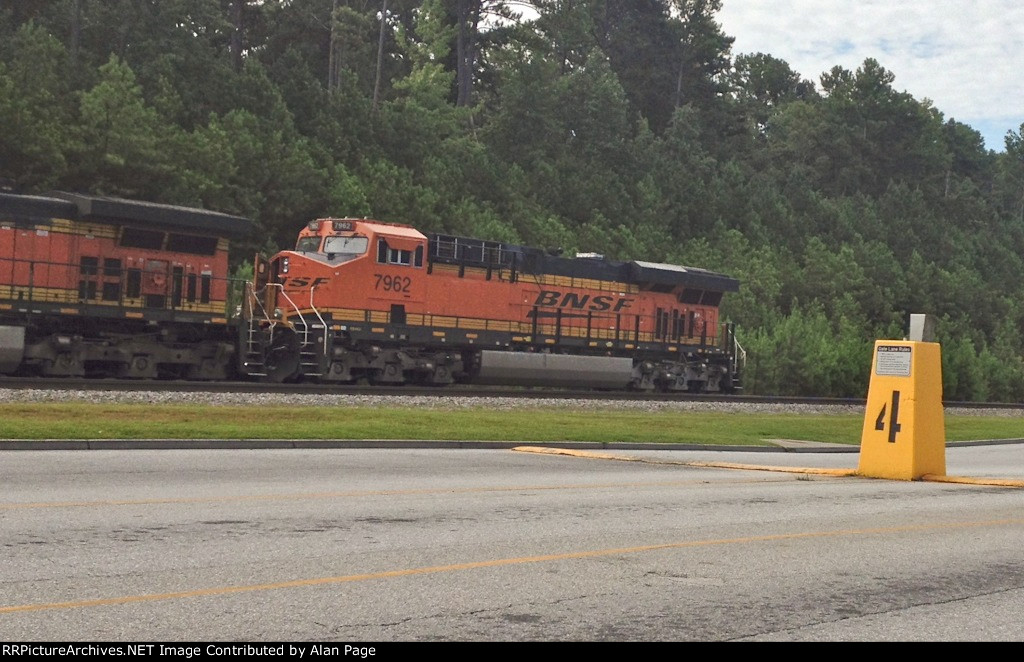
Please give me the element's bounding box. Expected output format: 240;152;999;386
873;390;902;443
858;338;946;481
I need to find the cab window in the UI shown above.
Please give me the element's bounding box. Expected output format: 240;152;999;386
388;248;411;265
376;239;423;267
295;236;321;252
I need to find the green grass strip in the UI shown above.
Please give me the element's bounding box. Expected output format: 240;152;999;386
1;403;1020;445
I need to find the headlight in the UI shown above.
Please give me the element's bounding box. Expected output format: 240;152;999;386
281;257;290;273
273;308;283;319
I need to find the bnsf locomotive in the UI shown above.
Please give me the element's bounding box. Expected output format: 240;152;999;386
0;190;251;379
240;216;743;392
1;190;744;392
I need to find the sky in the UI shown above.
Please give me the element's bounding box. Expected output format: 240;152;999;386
716;1;1024;152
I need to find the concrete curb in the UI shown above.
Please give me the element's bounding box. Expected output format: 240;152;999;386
0;438;1021;451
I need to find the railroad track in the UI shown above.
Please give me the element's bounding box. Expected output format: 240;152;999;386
1;376;1021;410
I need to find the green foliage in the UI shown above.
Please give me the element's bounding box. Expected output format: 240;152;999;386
226;260;255;320
70;55;179;197
742;304;872;397
0;23;74;189
2;2;1023;401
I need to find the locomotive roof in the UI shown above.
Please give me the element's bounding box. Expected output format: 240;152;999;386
426;232;740;293
345;219;426;240
51;192;254;238
0;192;79;223
539;254;739;292
628;260;740;292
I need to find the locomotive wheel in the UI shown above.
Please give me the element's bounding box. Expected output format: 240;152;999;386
263;329;300;383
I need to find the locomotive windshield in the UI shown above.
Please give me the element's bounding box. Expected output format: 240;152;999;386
324;236;368;255
293;234;369;265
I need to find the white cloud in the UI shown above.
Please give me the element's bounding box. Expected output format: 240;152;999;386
717;0;1024;151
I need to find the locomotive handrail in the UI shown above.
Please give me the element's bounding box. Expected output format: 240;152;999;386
245;281;274;324
308;284;330;353
268;283;306;329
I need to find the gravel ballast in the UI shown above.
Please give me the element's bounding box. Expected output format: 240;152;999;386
1;388;1020;417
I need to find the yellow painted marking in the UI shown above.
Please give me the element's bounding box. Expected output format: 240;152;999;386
920;474;1024;488
0;285;78;302
514;446;858;477
331;310;365;322
3;220;117;239
59;308;79;315
124;312;144;318
515;446;1024;487
432;331;446;337
3;517;1021;614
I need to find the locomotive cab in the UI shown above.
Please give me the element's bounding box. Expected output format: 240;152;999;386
242;218;431;382
294;219;370;265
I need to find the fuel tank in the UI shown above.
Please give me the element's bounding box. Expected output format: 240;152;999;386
474;350;633;389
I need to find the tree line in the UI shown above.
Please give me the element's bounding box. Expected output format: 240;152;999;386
3;0;1024;401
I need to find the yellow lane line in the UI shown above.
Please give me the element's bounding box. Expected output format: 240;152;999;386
3;518;1021;615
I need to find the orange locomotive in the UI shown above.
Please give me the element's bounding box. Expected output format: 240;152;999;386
240;217;743;392
0;190;252;379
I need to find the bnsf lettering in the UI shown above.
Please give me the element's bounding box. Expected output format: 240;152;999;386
279;276;331;288
533;290;633;312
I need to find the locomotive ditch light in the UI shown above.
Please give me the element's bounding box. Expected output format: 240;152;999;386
273;308;283;319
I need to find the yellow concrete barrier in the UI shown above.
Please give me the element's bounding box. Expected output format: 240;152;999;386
857;340;946;480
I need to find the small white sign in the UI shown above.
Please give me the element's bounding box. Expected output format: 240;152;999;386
876;345;912;376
